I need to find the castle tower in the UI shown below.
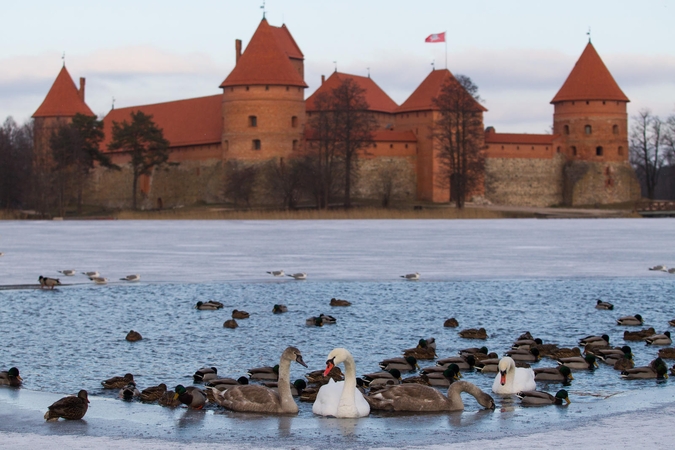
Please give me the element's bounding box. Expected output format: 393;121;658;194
32;65;94;161
397;69;486;203
551;42;640;205
220;19;307;162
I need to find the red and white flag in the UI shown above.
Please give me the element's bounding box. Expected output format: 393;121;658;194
425;32;446;43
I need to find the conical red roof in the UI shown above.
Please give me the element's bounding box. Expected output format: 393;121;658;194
397;69;486;113
220;19;307;88
551;42;629;103
306;72;398;113
33;65;94;118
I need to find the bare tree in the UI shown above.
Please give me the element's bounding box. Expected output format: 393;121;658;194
375;161;405;208
0;117;33;210
108;111;170;210
224;160;259;208
262;158;304;209
630;109;667;200
432;74;486;208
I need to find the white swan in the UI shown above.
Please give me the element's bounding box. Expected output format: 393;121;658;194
313;348;370;418
492;356;536;394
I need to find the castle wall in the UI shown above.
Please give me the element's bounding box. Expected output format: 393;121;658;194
563;160;641;206
395;110;438;201
485;154;566;207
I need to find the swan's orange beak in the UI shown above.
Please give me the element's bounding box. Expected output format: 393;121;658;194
500;371;507;385
323;361;335;377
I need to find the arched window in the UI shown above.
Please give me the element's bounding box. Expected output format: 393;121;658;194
564;125;569;135
249;116;257;127
585;125;592;135
596;146;603;156
613;125;619;134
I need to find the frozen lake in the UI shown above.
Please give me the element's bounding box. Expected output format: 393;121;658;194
1;218;674;449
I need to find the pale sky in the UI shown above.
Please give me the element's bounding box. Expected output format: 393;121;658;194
2;0;674;133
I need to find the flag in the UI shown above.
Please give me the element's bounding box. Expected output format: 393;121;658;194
425;32;446;43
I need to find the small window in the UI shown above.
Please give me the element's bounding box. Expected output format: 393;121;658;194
249;116;257;127
586;101;589;105
585;125;592;135
265;85;269;91
292;140;298;151
389;144;393;149
556;146;561;153
501;146;504;150
517;146;520;150
613;125;619;134
531;146;534;150
224;140;229;151
246;86;249;91
252;139;261;150
292;116;298;128
286;86;289;91
564;125;569;135
618;146;624;156
596;146;603;156
405;144;408;149
571;146;577;156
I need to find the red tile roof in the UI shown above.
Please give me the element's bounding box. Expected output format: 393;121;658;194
32;66;94;118
272;24;303;60
101;94;222;151
305;72;398;113
485;131;555;145
397;69;487;113
220;19;307;88
551;42;629;103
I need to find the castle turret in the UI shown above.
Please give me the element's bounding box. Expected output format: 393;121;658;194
220;19;307;161
551;42;639;205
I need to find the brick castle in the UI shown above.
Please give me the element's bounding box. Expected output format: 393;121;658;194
32;18;640;209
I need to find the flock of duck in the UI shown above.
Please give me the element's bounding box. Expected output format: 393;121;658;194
5;283;675;422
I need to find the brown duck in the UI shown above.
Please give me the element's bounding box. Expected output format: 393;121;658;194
44;390;89;421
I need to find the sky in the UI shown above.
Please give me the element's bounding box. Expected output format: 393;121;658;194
2;0;674;133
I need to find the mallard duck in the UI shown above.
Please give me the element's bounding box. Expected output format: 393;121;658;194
38;276;61;289
624;327;656;341
330;298;352;307
272;304;288;313
44;390;89;421
193;367;218;383
557;354;598;370
196;301;223;310
459;346;488;358
120;274;140;282
621;358;668;379
506;348;540;362
119;383;141;400
512;338;542;350
158;389;181;407
174;385;207;409
287;272;307;280
125;330;142;342
319;313;336;324
261;379;307;396
403;338;436;360
305;366;344;385
549;347;581;359
140;383;167;402
232;309;250;319
306;316;323;326
267;270;285;277
594;346;633;363
379;356;419;372
669;319;675;327
421;365;462;387
247;364;279;381
578;334;610;347
613;357;635;371
517;389;570;406
444;317;459;327
58;270;76;276
475;358;501;373
101;373;134;389
400;272;420;280
205;377;249;395
436;355;476;370
517;331;534;341
0;367;22;386
459;327;488;339
657;347;675;359
223;319;238;328
533;365;573;383
595;299;614;310
82;271;99;278
532;343;559;357
645;331;672;346
617;314;644;326
362;369;401;387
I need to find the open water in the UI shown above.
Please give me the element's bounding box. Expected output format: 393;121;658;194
0;218;674;448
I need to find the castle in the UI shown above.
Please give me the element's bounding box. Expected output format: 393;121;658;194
32;18;640;209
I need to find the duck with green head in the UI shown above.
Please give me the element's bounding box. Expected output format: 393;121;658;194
0;367;22;387
518;389;570;406
174;385;207;409
534;365;573;383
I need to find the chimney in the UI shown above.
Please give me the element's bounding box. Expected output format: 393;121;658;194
235;39;242;63
79;77;86;102
321;75;325;85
